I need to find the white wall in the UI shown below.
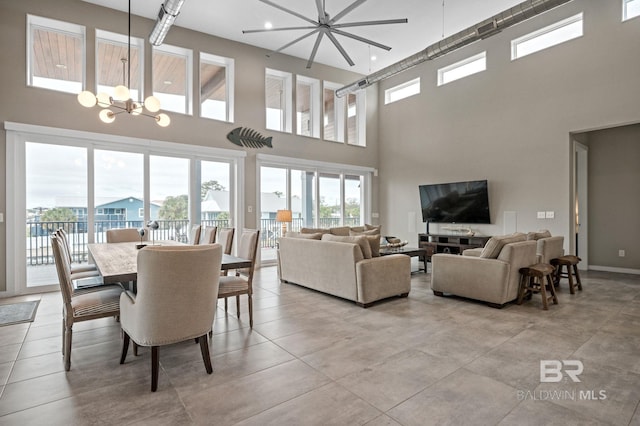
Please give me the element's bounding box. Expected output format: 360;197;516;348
376;0;640;253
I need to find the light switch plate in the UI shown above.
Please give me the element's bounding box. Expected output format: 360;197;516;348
545;211;555;219
537;211;546;219
371;212;379;218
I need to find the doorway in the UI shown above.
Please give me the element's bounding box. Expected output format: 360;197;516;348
573;140;588;270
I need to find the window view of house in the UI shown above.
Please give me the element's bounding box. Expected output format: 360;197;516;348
323;81;345;142
200;53;234;122
265;68;292;132
96;30;144;102
152;44;192;114
296;75;320;138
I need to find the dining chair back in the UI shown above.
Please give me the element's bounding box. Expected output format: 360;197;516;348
199;226;217;245
54;228;101;285
119;244;222;391
51;234;124;371
218;229;260;327
217;227;235;255
189;224;202;245
107;228;145;243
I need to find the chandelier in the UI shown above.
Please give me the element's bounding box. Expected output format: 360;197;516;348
77;0;170;127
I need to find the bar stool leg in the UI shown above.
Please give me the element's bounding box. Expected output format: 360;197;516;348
566;264;576;294
573;264;583;291
517;274;527;305
546;274;558;305
538;276;549;310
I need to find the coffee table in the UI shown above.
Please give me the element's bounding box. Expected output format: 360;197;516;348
379;246;427;273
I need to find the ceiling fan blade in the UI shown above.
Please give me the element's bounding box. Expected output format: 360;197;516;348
306;31;325;68
331;28;392;51
315;0;325;22
259;0;318;26
332;18;408;29
269;29;320;54
325;31;354;66
329;0;368;24
243;25;318;34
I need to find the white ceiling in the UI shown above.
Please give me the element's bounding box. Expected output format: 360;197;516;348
84;0;526;75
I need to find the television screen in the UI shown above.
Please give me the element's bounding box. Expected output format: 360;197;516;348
419;180;490;224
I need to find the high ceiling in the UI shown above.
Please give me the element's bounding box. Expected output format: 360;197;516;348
83;0;526;75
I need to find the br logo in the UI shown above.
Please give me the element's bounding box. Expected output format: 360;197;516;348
540;360;584;383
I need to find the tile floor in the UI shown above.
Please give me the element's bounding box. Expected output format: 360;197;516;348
0;266;639;425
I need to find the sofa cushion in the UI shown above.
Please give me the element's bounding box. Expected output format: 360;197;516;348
329;227;351;236
364;224;381;233
300;227;331;235
322;234;372;259
480;233;526;258
284;232;323;240
349;231;381;257
527;229;552;240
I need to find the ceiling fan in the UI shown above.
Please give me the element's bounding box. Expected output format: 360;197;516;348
242;0;408;68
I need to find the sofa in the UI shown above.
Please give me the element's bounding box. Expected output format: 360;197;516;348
278;235;411;307
431;233;537;307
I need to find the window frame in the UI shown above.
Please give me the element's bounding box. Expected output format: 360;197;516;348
511;13;584;60
347;91;366;147
265;68;293;133
199;52;235;123
95;29;145;101
152;43;194;115
26;15;86;94
295;75;321;138
623;0;640;21
385;77;421;104
437;52;486;86
323;81;345;143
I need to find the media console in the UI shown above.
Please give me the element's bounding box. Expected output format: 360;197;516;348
418;233;491;262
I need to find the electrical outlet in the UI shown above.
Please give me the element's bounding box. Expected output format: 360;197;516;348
537;211;546;219
545;211;555;219
619;250;626;257
371;212;379;218
247;205;253;213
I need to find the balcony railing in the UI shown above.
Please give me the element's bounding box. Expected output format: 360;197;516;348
26;217;361;265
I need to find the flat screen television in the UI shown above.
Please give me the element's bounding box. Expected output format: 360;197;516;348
419;180;491;224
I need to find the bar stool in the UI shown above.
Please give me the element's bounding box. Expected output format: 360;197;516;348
518;263;558;310
550;255;582;294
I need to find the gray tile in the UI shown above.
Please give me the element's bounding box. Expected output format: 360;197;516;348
388;369;519;426
0;323;30;346
575;332;640;374
8;352;65;383
236;382;381;426
499;400;606;425
0;371;74;416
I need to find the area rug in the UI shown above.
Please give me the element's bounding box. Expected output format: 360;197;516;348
0;300;40;326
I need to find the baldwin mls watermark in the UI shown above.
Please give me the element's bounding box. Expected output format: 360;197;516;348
517;360;608;401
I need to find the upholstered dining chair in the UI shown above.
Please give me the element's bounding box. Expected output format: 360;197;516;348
218;229;259;327
188;224;202;245
119;244;222;392
51;234;124;371
217;227;235;255
106;228;145;243
53;229;104;290
198;226;217;245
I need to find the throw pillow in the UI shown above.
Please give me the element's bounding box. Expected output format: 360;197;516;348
350;225;366;232
349;230;381;256
322;234;372;259
364;224;382;233
300;227;330;235
329;226;350;236
349;229;380;257
526;229;552;240
479;233;526;258
284;232;323;240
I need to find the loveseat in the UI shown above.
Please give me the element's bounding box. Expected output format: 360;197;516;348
278;236;411;307
431;233;537;307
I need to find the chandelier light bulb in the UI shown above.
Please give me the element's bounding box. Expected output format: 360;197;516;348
99;109;116;124
156;113;170;127
96;92;112;108
114;85;130;101
77;91;97;107
144;95;161;112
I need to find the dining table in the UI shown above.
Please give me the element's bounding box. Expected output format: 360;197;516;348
88;241;252;284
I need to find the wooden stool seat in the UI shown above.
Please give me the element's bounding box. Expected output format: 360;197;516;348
550;255;582;294
518;263;558;310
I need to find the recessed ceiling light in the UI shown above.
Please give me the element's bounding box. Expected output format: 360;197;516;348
370;56;377;61
55;64;67;69
264;22;273;30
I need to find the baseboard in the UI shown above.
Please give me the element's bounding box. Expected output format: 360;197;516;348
589;265;640;275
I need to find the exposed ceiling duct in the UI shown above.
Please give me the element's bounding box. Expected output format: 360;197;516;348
335;0;574;97
149;0;186;46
